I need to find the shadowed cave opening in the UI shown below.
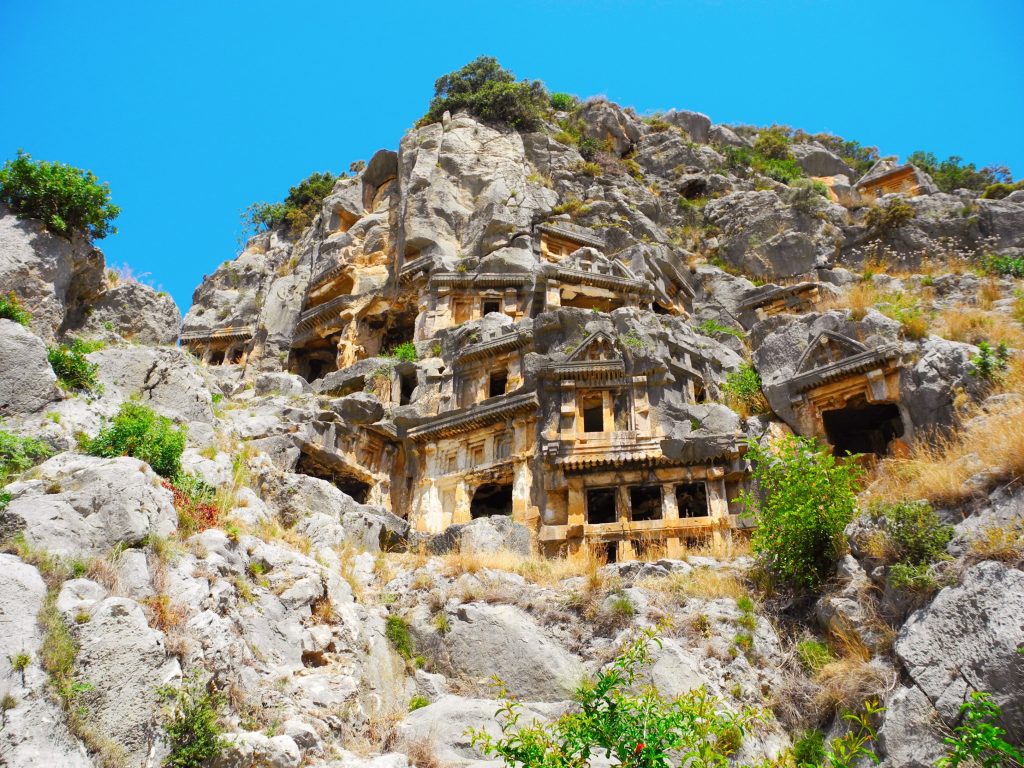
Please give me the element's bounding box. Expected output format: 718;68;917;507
629;486;662;521
676;482;709;518
586;487;617;524
823;398;904;457
470;482;513;518
296;454;371;503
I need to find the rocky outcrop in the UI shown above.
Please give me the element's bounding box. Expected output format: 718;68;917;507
2;454;177;555
0;318;60;416
72;279;181;344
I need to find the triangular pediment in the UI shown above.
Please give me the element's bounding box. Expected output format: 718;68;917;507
564;251;637;282
795;331;867;374
566;330;621;363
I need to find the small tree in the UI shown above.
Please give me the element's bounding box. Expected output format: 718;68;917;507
418;56;549;131
47;338;101;392
739;435;863;589
937;692;1024;768
0;150;120;240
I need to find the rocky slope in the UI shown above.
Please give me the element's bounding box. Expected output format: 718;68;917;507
1;96;1022;768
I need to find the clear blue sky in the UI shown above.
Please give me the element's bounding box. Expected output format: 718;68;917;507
3;1;1022;312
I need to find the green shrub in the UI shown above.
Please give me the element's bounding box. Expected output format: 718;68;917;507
723;364;768;416
158;676;228;768
981;252;1024;278
793;729;826;765
0;150;120;240
549;92;577;111
723;145;804;184
240;172;338;241
409;695;430;712
937;691;1024;768
969;341;1010;381
907;151;1012;193
753;126;792;160
796;638;834;673
869;500;953;567
47;338;101;392
739;434;863;589
864;197;916;231
418;56;549;131
471;630;760;766
788;129;879;176
697;319;745;340
83;402;186;479
981;180;1024;200
385;615;415;660
0;292;31;326
387;341;418;362
887;562;938;593
239;201;285;237
0;429;53;485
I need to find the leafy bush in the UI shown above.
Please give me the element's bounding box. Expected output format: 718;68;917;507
0;292;31;326
981;252;1024;278
239;201;285;236
165;473;219;536
723;145;805;184
473;629;880;767
387;341;418;362
47;338;101;392
937;691;1024;768
753;126;792;160
0;429;53;485
788;129;880;176
158;676;228;768
549;92;577;111
981;180;1024;200
739;435;863;589
796;638;834;674
0;151;120;240
969;341;1010;382
409;695;430;712
907;151;1012;193
385;615;415;660
868;500;952;567
240;172;338;241
418;56;549;131
723;364;768;416
83;402;187;479
793;729;826;765
864;197;916;231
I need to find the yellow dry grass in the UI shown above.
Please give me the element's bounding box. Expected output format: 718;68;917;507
933;304;1024;348
439;546;606;587
657;568;750;601
967;522;1024;563
869;358;1024;505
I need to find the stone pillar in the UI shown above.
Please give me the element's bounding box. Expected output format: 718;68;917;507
453;480;472;526
546;283;561;309
706;469;731;549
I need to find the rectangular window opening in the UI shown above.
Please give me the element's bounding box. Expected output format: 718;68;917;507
586;488;617;525
676;482;709;518
482;299;501;315
489;370;508;398
629;486;663;521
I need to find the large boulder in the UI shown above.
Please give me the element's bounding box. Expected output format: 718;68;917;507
72;596;181;764
90;345;215;425
0;206;104;341
704;190;845;278
73;279;181;344
790;143;854;178
663;109;712;143
432;602;587;701
0;554;93;767
892;562;1024;745
2;453;177;556
900;337;983;432
578;99;641;156
0;318;60;417
397;114;558;264
426;516;532;556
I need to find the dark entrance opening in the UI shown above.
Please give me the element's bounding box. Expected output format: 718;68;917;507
653;302;671;315
399;371;416;405
629;486;663;521
823;399;904;457
489;370;508;398
603;541;618;564
207;350;225;366
581;393;604;433
296;454;371;503
482;299;501;315
306;359;328;383
586;488;617;524
676;483;709;518
470;483;513;518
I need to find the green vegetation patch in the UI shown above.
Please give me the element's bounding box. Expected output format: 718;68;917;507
83;401;187;479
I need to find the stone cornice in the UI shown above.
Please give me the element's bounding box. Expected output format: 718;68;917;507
179;325;255;343
786;343;901;394
537;221;606;249
551;267;652;295
737;282;819;312
430;273;534;290
406;391;538;442
454;329;534;368
544;359;626;380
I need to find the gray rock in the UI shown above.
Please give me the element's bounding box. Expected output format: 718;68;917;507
91;345;215;425
663;109;712;143
426;516;532;556
578;99;641;156
790;143;854;178
435;602;587;701
708;125;750;148
73;279;181;344
3;453;177;556
0;319;60;417
214;732;301;768
876;684;947;768
0;554;93;767
895;561;1024;740
74;596;181;764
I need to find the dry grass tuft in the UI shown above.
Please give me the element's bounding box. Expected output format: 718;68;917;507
967;522;1024;564
655;568;749;601
440;546;606;587
814;653;894;718
405;738;448;768
933;305;1024;348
